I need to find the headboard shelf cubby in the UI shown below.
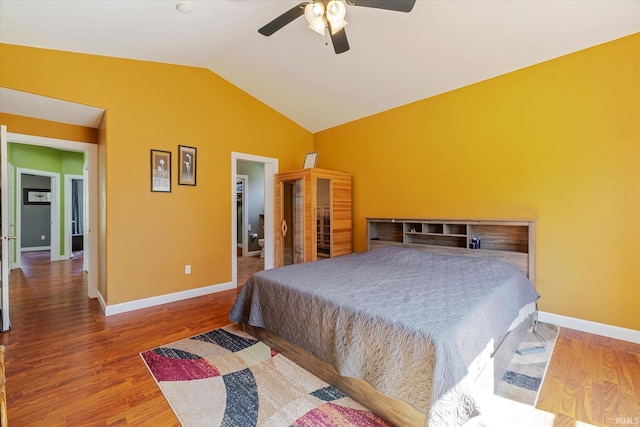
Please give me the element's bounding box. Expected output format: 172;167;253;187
367;218;536;284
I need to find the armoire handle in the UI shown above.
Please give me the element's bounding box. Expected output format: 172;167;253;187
281;220;288;237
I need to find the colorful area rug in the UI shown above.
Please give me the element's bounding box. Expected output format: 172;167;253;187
140;324;392;427
495;322;559;405
141;322;558;426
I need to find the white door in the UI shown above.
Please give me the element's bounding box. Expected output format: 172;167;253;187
1;125;12;331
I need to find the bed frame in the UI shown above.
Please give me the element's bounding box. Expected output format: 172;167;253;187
246;310;532;427
243;218;537;426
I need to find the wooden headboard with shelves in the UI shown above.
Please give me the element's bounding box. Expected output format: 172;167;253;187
366;218;536;284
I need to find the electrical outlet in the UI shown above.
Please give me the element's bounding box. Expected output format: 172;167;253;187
185;265;191;275
41;235;46;240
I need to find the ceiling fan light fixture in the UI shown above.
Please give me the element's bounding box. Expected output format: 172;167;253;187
304;2;326;36
326;0;348;34
259;0;416;53
307;21;326;36
326;0;345;16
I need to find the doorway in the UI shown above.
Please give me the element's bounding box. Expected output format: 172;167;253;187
231;153;278;287
15;171;59;263
6;132;98;299
65;175;86;265
236;175;248;257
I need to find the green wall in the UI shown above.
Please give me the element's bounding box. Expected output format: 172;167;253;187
9;143;85;256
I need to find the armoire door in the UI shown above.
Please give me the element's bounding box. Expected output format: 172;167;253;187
281;179;304;266
316;177;331;259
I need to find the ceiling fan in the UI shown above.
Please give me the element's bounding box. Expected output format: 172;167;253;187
258;0;416;54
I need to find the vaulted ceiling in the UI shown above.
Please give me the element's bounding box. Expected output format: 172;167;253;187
1;0;638;132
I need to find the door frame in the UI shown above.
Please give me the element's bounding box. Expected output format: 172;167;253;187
236;174;249;257
7;163;16;269
15;168;60;261
231;152;278;287
64;174;85;262
7;132;99;299
1;125;10;331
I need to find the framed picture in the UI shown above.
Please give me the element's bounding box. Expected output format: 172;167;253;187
151;149;172;192
178;145;197;186
23;188;52;205
303;151;318;168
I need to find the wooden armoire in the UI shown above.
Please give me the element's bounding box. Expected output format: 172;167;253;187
274;168;352;267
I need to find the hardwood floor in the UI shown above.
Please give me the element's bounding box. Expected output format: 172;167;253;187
2;251;638;426
537;328;640;426
2;251;239;426
237;254;264;286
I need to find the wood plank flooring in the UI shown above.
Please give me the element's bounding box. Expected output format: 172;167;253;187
237;255;264;286
536;327;640;426
2;251;240;426
2;251;639;426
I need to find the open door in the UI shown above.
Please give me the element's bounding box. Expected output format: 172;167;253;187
1;125;13;331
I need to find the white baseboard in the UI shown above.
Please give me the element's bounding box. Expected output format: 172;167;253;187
102;281;236;316
539;311;640;344
98;294;639;344
22;246;51;252
97;292;107;315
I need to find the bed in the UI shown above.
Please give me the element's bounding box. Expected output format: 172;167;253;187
230;246;539;427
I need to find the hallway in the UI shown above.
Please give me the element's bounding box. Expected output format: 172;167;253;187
7;251;92;332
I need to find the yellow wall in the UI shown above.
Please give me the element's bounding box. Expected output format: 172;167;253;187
314;33;640;331
0;113;98;143
1;35;638;331
0;44;313;305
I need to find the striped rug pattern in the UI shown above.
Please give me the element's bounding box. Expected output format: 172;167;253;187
495;322;559;405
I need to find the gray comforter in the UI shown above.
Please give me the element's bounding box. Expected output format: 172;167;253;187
230;247;539;426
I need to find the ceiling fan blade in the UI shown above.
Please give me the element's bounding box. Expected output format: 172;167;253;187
329;27;350;54
258;2;307;36
347;0;416;13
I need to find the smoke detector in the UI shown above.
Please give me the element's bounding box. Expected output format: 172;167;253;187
176;1;193;14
